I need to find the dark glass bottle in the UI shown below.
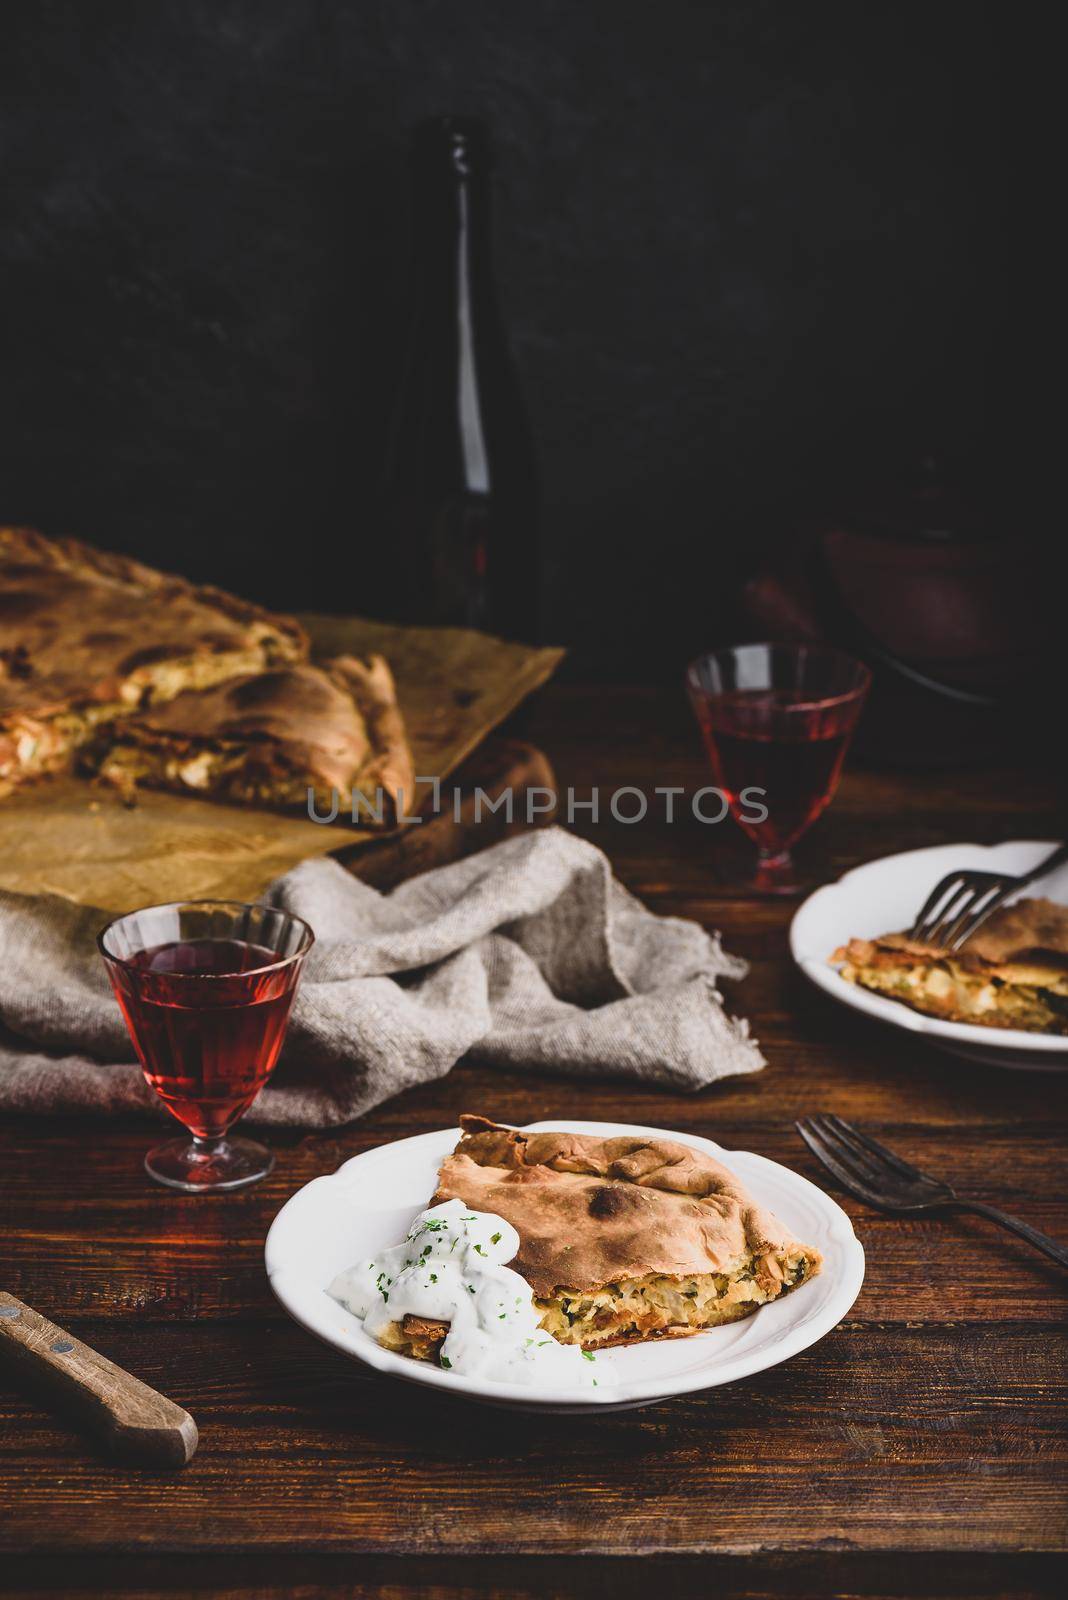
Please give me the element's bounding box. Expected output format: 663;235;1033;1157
380;117;540;640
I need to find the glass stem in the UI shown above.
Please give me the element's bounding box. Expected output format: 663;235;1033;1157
754;848;796;895
191;1135;227;1158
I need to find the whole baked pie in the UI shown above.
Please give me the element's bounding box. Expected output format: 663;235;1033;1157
1;526;306;793
834;897;1068;1035
379;1115;822;1360
88;654;414;820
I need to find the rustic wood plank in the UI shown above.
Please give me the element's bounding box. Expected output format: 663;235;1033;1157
3;1101;1067;1325
0;1324;1065;1557
1;1551;1064;1599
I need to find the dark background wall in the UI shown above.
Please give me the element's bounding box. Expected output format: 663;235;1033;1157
0;0;1004;675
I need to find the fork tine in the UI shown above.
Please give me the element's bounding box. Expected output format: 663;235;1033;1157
821;1114;925;1183
911;871;965;940
809;1114;885;1183
941;881;1004;951
946;883;1013;952
924;881;984;946
796;1119;885;1205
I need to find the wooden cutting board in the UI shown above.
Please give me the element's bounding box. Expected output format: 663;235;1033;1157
340;738;557;890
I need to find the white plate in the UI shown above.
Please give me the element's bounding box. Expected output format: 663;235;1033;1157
265;1120;864;1414
791;840;1068;1071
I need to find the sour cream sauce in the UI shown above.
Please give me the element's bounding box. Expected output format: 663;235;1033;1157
329;1199;607;1390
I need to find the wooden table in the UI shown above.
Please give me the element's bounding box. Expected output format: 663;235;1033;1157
2;685;1065;1598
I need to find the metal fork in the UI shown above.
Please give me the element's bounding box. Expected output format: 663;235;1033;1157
796;1113;1068;1270
909;840;1068;951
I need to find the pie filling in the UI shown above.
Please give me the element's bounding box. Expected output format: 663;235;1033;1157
374;1252;814;1362
91;741;317;808
842;957;1068;1035
534;1253;814;1346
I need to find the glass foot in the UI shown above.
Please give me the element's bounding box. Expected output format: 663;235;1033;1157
144;1134;274;1193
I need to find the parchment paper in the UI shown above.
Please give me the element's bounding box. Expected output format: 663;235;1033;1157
0;614;562;912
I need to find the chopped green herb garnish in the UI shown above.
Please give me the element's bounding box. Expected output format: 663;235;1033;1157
581;1350;596;1363
490;1231;502;1245
498;1312;507;1320
429;1273;438;1284
466;1284;476;1294
473;1244;487;1256
440;1355;452;1369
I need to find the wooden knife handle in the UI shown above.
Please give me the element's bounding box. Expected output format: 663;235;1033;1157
0;1291;198;1466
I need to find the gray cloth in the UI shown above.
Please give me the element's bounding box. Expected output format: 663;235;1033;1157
0;827;763;1127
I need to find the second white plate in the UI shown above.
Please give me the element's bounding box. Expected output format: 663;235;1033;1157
790;839;1068;1070
265;1120;865;1413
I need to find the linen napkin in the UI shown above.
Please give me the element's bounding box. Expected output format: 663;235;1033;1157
0;826;763;1127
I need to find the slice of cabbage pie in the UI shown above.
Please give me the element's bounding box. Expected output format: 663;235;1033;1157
87;655;414;821
833;896;1068;1035
385;1114;822;1360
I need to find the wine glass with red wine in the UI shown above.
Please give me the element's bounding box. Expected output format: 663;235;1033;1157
99;901;313;1193
686;643;870;895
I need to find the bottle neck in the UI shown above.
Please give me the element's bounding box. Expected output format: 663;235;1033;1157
414;154;495;305
413;150;497;495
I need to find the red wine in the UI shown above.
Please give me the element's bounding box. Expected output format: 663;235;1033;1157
380;117;540;640
694;691;856;855
109;939;299;1139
